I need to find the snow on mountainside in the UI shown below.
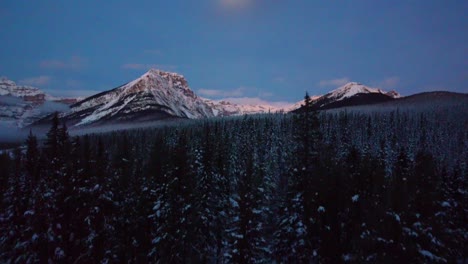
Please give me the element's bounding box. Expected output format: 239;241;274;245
203;99;295;116
64;69;215;126
298;82;401;110
325;82;401;101
53;74;402;126
210;82;399;115
0;77;46;104
0;77;74;128
54;69;308;126
22;70;403;129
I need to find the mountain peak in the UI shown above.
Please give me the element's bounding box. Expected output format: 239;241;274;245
66;69;214;126
0;77;44;98
137;69;188;90
328;82;378;100
344;82;362;86
323;82;401;102
0;77;17;87
144;68;185;80
145;68;165;77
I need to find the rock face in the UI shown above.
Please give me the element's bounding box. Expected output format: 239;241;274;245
61;69;215;126
203;99;294;116
0;77;47;105
0;77;73;128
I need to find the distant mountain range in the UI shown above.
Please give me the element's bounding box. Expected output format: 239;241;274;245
5;68;454;129
0;77;79;128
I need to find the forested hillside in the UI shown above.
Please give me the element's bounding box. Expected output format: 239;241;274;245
1;95;466;263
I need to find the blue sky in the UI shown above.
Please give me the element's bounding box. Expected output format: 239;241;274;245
0;0;466;104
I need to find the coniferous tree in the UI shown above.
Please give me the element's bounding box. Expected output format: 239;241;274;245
150;131;198;263
275;92;322;262
25;130;40;188
227;123;271;263
0;100;466;262
44;112;60;168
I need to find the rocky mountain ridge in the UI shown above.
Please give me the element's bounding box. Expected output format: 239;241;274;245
2;70;402;128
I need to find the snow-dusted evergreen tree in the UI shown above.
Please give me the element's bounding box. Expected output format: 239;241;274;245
225;117;272;263
191;124;230;262
25;130;40;187
0;97;466;262
149;131;200;263
275;92;322;262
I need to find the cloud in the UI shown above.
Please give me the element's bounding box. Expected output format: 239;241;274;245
40;56;86;70
375;77;400;89
121;63;177;71
218;0;252;10
18;76;51;86
318;77;350;87
198;87;246;98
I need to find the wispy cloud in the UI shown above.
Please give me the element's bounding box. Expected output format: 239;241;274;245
121;63;177;71
375;76;400;89
198;87;246;97
318;77;350;87
40;56;86;70
18;76;51;86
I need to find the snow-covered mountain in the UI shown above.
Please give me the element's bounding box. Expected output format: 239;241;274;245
204;99;295;116
24;70;402;128
0;77;47;104
301;82;400;110
48;69;311;127
184;81;398;115
324;82;400;101
0;77;75;128
58;69;215;126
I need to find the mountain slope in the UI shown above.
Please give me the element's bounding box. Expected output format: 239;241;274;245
325;82;399;101
1;77;47;104
0;77;74;128
60;69;215;126
324;91;468;114
294;82;400;112
27;73;405;128
204;99;296;116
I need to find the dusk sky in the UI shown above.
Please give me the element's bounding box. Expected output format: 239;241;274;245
1;0;466;104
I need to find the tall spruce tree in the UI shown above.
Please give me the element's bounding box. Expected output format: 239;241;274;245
25;130;40;188
275;92;322;262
